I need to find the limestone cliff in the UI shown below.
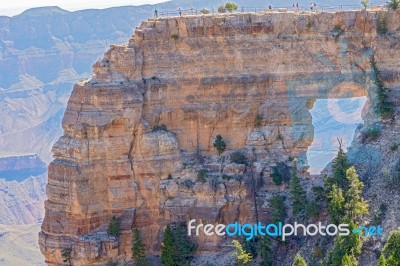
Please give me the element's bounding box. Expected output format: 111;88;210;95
39;10;400;265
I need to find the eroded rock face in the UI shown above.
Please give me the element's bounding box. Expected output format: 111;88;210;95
40;10;400;265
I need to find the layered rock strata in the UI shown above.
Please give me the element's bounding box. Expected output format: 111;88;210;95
40;10;400;265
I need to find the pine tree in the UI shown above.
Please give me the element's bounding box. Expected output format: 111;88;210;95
213;134;226;156
258;236;274;266
161;225;195;266
340;254;357;266
107;216;121;237
290;160;308;218
173;224;195;263
377;254;387;266
382;230;400;264
232;240;252;266
332;144;350;189
269;195;286;225
161;226;178;266
345;167;369;222
326;222;362;266
292;253;308;266
327;184;345;224
131;228;148;266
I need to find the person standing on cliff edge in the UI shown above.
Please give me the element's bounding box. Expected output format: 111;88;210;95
178;8;182;16
154;9;158;18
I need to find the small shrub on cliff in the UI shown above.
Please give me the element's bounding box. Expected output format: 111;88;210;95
360;126;381;143
61;247;72;264
161;224;195;266
107;216;121;237
390;159;400;189
270;162;290;186
183;179;195;189
230;150;248;165
391;143;398;151
171;34;179;41
213;134;226;156
152;124;167;132
377;16;388;35
333;24;342;31
232;240;252;266
254;114;263;128
197;169;207;183
131;228;149;266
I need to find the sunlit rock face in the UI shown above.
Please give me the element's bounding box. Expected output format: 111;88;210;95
40;10;400;265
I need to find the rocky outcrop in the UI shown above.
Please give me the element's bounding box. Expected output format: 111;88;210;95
40;10;400;265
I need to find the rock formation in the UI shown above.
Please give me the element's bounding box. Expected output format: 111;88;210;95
40;10;400;265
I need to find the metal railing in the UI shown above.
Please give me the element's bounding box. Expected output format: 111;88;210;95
154;2;388;18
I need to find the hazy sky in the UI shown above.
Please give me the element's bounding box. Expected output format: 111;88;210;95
0;0;167;16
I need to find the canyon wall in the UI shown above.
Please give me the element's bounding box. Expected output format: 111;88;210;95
39;10;400;265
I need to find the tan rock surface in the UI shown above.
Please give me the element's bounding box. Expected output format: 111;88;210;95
40;10;400;265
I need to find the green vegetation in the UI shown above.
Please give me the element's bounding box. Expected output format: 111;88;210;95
107;216;121;237
213;134;226;156
200;8;210;14
230;150;247;165
161;225;195;266
209;176;219;191
271;162;290;186
391;159;400;189
222;174;233;181
254;114;263;128
306;201;321;219
183;179;195;189
327;184;345;224
377;254;387;266
381;230;400;264
290;161;308;218
292;253;308;266
377;16;388;35
361;0;368;10
371;56;393;119
340;254;357;266
167;174;173;179
331;144;350;188
258;237;274;266
387;0;400;10
334;24;342;31
232;240;252;266
131;228;149;266
361;126;381;143
269;195;286;225
171;34;179;40
372;203;387;225
218;2;238;13
197;169;207;183
152;124;168;132
390;143;398;151
61;248;72;264
325;222;362;266
345;167;369;221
